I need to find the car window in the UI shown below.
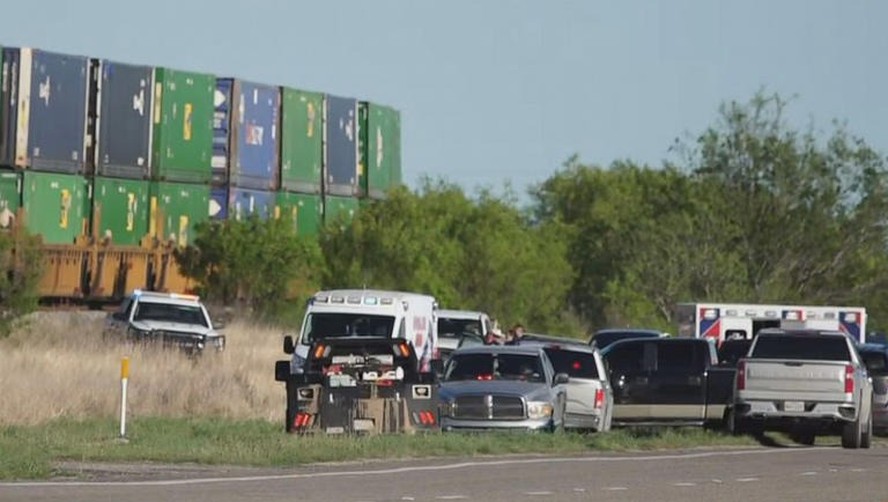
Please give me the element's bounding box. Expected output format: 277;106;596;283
656;342;705;374
603;343;644;374
751;335;851;361
444;353;545;383
543;348;599;379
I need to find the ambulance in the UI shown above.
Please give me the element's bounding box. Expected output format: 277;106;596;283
675;302;867;344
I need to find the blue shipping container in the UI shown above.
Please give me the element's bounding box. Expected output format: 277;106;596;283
324;95;358;196
209;186;228;220
228;187;274;221
214;78;280;190
3;48;90;173
211;79;232;185
96;60;153;179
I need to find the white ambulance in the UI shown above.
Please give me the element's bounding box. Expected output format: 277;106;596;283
675;302;867;344
290;289;439;375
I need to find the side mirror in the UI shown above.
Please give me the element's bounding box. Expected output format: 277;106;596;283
553;373;570;385
111;312;126;321
275;360;291;382
213;320;226;330
283;335;295;355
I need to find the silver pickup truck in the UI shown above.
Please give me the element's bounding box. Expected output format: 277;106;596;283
731;328;873;449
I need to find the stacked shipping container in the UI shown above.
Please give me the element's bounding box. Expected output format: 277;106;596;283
0;44;402;296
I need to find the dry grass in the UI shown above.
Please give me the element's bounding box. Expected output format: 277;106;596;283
0;311;288;426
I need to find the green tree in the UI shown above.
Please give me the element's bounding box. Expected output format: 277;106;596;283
321;179;575;333
176;217;323;320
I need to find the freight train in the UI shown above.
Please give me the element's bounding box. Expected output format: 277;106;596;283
0;46;401;303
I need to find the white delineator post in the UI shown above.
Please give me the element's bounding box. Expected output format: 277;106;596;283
119;356;130;439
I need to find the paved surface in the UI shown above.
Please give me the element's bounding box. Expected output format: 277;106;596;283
1;446;887;502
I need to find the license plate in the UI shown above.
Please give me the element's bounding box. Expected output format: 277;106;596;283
785;401;804;412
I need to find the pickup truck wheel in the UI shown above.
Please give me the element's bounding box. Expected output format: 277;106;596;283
861;415;873;449
842;416;863;449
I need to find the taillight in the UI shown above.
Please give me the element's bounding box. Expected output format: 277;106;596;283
736;360;746;391
594;389;605;409
845;364;854;394
417;410;436;426
293;412;313;429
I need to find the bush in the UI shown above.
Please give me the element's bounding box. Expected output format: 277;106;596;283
0;230;43;337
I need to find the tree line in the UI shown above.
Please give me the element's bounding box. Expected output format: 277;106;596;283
7;92;886;338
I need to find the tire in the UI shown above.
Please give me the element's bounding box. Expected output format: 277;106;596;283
842;416;863;449
861;415;873;449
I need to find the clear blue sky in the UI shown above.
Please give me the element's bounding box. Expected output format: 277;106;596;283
5;1;886;196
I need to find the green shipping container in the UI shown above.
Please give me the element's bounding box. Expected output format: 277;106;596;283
92;177;150;245
276;192;322;237
149;181;210;247
360;103;402;199
280;88;323;194
22;171;89;244
0;170;20;231
152;68;215;183
323;195;360;229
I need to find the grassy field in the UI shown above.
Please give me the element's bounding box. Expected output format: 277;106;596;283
0;417;761;480
0;311;287;426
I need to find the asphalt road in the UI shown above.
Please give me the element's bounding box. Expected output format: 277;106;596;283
2;446;887;502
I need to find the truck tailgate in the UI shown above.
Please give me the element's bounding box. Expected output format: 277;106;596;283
743;359;847;401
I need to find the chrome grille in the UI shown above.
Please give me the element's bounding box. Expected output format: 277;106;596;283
454;395;525;420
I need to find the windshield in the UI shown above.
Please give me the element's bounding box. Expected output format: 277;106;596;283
543;348;599;379
133;301;207;327
302;313;395;344
444;353;545;383
438;317;482;340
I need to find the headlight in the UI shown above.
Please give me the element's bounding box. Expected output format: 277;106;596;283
438;399;455;417
292;354;307;374
527;401;554;420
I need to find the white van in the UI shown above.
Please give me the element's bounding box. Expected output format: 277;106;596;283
291;289;440;375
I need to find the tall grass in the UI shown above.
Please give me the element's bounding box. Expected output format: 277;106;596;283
0;311;289;426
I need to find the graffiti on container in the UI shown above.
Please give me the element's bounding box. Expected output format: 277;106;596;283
0;205;14;229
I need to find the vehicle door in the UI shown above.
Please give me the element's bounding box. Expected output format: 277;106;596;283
645;341;708;421
544;348;605;418
603;341;647;420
